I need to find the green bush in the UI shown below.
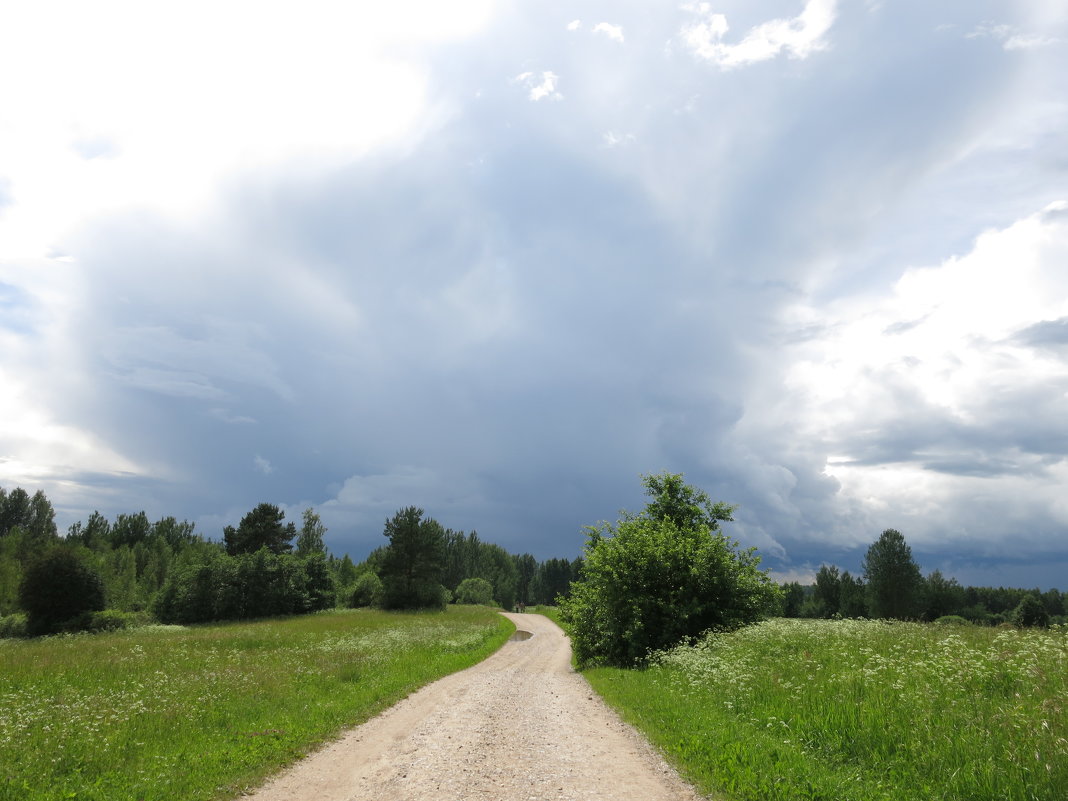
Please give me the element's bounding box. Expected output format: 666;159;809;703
349;572;384;607
560;473;781;667
0;613;27;638
934;615;971;626
154;550;339;624
383;579;448;611
79;609;149;632
1013;593;1050;628
18;547;106;635
455;577;495;605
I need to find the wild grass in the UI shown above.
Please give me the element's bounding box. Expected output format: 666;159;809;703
0;606;513;801
526;605;563;627
585;618;1068;801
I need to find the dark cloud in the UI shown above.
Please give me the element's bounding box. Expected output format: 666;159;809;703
6;0;1065;590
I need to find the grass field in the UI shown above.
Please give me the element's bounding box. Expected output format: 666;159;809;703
585;618;1068;801
0;606;513;801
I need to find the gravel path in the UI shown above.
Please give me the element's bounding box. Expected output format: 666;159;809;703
245;612;704;801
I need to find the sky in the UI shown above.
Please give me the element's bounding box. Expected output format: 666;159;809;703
2;0;1067;589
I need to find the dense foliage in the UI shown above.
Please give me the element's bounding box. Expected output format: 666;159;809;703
0;483;586;635
379;506;448;610
455;577;495;605
781;529;1065;627
863;528;924;618
6;480;1059;637
223;503;297;555
560;473;781;667
17;548;106;635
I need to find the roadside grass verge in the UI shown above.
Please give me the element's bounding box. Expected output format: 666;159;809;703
0;606;513;801
584;618;1068;801
527;605;563;627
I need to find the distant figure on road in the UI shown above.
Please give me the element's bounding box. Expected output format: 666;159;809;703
517;602;526;613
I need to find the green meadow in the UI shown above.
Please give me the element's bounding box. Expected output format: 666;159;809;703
586;618;1068;801
0;607;512;801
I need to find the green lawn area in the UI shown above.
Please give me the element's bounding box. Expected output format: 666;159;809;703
0;606;513;801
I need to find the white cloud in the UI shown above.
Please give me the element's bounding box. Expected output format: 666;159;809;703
601;131;637;148
681;0;838;69
253;455;273;475
0;0;495;262
567;19;582;32
779;203;1068;548
0;393;142;486
514;71;563;101
1003;34;1062;51
966;21;1062;50
593;22;625;43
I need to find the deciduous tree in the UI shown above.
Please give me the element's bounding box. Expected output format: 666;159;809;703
560;473;780;667
18;547;106;635
296;508;327;556
814;564;841;617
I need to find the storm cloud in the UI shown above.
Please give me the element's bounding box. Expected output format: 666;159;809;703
2;0;1067;588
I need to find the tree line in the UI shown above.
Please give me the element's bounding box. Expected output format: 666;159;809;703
0;485;581;636
347;505;582;612
779;528;1065;627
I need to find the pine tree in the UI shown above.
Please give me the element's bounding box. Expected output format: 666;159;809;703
380;507;446;609
862;529;923;620
223;503;296;555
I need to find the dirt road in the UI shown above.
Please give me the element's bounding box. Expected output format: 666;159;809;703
245;612;703;801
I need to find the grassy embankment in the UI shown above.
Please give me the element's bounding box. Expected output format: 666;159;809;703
0;606;513;801
584;618;1068;801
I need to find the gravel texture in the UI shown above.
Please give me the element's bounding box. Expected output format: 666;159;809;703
244;612;704;801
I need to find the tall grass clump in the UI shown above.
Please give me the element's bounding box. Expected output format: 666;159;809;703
0;606;512;801
586;618;1068;801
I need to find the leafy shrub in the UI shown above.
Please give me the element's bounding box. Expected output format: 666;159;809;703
934;614;970;626
349;572;384;607
383;579;448;611
154;550;339;624
455;577;495;605
1013;593;1050;628
0;613;27;638
18;547;106;635
560;473;781;667
79;610;152;632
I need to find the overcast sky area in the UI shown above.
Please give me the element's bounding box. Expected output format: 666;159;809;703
2;0;1067;588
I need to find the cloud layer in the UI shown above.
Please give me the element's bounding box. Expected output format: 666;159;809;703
2;0;1067;587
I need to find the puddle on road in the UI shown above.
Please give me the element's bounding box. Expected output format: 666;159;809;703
508;630;533;642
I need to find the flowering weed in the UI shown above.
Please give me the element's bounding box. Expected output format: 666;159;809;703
587;618;1068;801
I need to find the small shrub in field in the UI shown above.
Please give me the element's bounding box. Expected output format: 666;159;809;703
78;610;148;632
934;614;970;626
455;577;495;605
0;613;27;638
1013;593;1050;627
18;547;106;635
350;572;384;607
